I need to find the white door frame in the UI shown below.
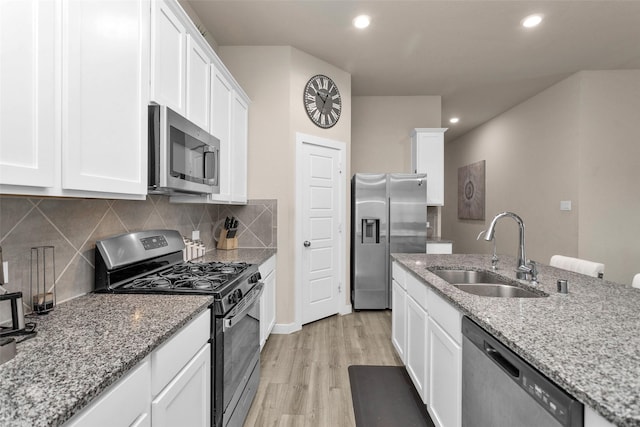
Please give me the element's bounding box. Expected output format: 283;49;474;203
294;132;350;331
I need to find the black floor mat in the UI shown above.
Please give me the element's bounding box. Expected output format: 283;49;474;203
348;365;435;427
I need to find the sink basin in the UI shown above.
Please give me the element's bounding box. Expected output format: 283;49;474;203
428;268;546;298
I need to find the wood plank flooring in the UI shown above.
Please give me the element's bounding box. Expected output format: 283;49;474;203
244;310;403;427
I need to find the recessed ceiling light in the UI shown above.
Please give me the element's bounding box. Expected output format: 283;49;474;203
449;117;460;124
521;14;543;28
353;15;370;29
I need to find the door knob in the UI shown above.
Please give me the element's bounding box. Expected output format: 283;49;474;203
303;241;311;247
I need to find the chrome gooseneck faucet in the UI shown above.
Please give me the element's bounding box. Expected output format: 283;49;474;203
484;212;537;283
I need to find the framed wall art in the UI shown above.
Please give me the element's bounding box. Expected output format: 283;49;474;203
458;160;485;220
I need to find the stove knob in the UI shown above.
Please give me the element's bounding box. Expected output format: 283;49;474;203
250;272;262;283
228;294;236;304
235;289;243;300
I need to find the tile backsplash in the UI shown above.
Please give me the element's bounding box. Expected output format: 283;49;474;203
0;196;276;307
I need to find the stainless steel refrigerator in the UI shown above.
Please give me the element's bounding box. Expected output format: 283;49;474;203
351;173;427;309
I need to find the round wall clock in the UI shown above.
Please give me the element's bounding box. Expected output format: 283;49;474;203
303;74;342;129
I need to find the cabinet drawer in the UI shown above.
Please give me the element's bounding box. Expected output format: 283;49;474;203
392;261;406;290
259;254;276;277
427;289;462;343
406;272;427;309
151;309;211;396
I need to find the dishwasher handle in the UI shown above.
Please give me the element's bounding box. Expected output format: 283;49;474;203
484;341;520;378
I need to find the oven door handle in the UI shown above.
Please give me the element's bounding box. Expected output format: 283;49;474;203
223;283;264;331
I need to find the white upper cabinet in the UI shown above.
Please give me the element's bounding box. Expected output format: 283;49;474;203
209;67;233;202
411;128;447;206
63;0;149;196
150;0;186;117
230;93;248;204
186;35;211;132
0;0;148;199
150;0;213;133
0;0;56;188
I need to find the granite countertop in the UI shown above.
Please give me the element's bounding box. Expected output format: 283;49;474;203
392;253;640;427
0;294;213;427
201;247;276;265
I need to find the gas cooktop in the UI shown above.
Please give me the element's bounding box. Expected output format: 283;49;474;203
121;261;251;293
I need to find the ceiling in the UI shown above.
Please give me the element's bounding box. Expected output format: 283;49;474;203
185;1;640;141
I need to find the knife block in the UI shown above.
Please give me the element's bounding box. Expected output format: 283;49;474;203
217;229;238;250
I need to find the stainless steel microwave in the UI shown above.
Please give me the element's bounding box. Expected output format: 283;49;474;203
148;104;220;195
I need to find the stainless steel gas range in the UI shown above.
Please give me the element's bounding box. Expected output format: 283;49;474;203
95;229;262;427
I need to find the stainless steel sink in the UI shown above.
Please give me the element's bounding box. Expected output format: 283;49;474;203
428;268;547;298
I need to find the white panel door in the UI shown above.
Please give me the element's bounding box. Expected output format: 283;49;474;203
301;142;340;324
62;0;148;195
186;35;210;132
0;0;56;187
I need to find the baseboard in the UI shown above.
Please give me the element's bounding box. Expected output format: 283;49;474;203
340;303;352;315
271;322;301;335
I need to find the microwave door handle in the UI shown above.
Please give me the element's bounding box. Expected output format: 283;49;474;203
203;147;219;186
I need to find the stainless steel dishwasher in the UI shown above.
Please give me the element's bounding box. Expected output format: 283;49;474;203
462;317;584;427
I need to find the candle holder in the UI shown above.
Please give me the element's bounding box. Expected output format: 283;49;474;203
30;246;56;314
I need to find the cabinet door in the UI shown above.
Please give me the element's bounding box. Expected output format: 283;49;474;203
260;269;276;349
209;66;233;202
428;318;461;427
152;343;211;427
426;242;453;254
150;0;186;115
0;0;56;188
411;129;446;206
66;359;151;427
391;279;407;363
406;296;428;402
259;255;277;349
230;93;248;204
186;35;211;132
62;0;148;196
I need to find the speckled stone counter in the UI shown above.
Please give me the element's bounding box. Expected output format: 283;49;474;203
0;293;212;427
392;253;640;427
200;247;276;265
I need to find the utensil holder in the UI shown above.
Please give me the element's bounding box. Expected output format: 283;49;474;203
30;246;56;314
216;229;238;250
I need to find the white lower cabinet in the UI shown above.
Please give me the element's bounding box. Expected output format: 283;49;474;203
426;242;453;254
259;254;277;350
391;278;407;363
392;262;462;427
406;296;428;402
151;344;210;427
64;309;211;427
428;318;461;427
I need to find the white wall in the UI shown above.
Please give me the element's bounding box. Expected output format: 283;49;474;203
351;96;441;174
577;71;640;284
218;46;351;325
443;70;640;284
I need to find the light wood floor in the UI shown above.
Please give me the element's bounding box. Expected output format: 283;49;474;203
244;310;403;427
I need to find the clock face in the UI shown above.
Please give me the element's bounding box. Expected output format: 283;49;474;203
303;74;341;129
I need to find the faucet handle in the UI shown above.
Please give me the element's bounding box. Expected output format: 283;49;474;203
528;260;539;285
